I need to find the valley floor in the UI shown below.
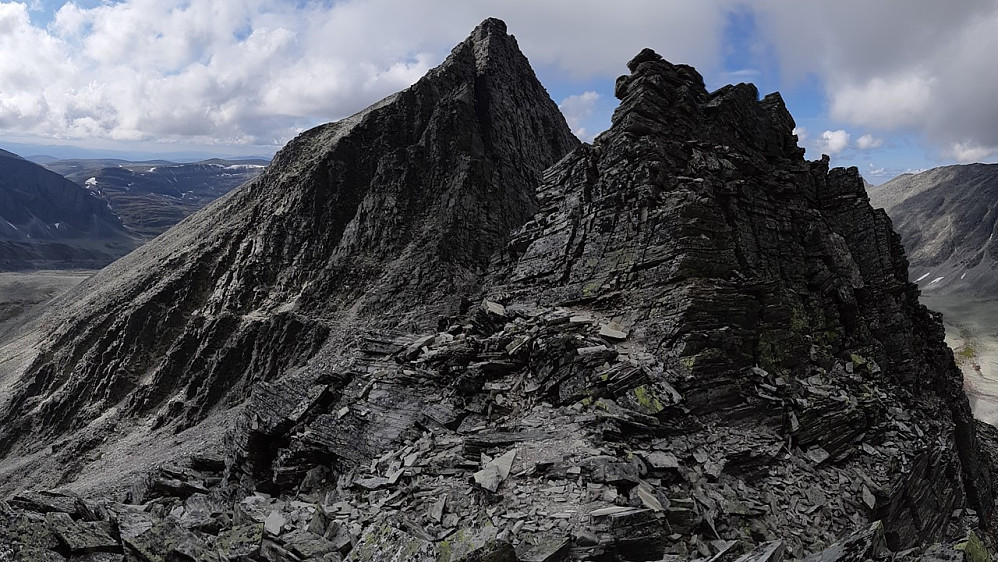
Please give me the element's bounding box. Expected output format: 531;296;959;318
922;295;998;426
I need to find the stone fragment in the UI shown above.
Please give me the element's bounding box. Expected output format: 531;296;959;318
599;322;628;340
123;519;215;561
590;506;644;518
473;448;517;492
734;541;785;562
284;530;339;559
517;535;569;562
264;510;287;536
45;512;118;554
352;476;390;490
802;521;885;561
473;464;502;493
482;300;506;316
806;447;830;465
259;539;299;561
345;525;437;562
10;491;79;515
189;454;226;473
11;547;66;561
430;497;446;523
861;485;876;510
215;524;264;559
493;449;517;480
454;539;517;562
106;504;156;541
404;334;436;360
642;451;680;469
635;485;664;512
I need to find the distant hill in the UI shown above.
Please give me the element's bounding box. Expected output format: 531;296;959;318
24;155;59;164
868;163;998;296
0;148;136;270
44;158;268;239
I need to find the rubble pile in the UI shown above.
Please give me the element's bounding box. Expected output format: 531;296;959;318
0;18;996;562
2;300;993;560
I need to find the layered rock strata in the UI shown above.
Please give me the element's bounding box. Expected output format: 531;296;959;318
0;20;992;562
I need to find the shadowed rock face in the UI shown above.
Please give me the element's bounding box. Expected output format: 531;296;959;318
0;24;993;562
869;163;998;296
0;149;135;269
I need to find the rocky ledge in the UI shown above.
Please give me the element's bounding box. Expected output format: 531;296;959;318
0;20;995;562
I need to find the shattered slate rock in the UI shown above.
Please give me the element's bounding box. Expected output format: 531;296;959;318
46;512;118;554
345;525;437;562
0;16;994;562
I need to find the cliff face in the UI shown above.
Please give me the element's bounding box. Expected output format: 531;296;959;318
0;22;992;562
483;49;994;552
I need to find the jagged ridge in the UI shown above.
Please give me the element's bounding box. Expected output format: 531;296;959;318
0;22;993;562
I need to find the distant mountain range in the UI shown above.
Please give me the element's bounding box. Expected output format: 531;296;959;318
0;149;269;269
44;157;268;239
0;148;134;270
868;163;998;296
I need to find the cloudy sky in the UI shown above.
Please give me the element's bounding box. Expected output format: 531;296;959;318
2;0;997;180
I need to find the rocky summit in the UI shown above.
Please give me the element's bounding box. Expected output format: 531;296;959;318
0;19;995;562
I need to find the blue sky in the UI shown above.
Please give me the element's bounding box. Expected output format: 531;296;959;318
2;1;998;181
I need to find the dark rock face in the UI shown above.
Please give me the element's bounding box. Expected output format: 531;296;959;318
481;49;992;554
0;149;135;269
0;17;577;485
0;22;992;562
869;163;998;296
49;159;268;239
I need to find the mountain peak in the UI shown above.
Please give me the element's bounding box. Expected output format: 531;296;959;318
0;15;578;476
0;22;992;562
610;48;799;162
473;16;508;37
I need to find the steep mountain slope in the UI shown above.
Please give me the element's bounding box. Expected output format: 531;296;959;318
0;149;136;269
0;21;993;562
49;159;268;239
869;164;998;296
0;17;578;492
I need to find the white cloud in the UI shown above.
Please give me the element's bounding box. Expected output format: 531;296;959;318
856;134;883;150
829;74;934;130
753;0;998;160
5;0;996;167
948;142;995;163
820;129;850;154
559;91;600;142
0;0;736;150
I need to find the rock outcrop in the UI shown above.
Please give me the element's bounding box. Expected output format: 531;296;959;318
0;20;993;562
0;148;136;269
869;163;998;297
